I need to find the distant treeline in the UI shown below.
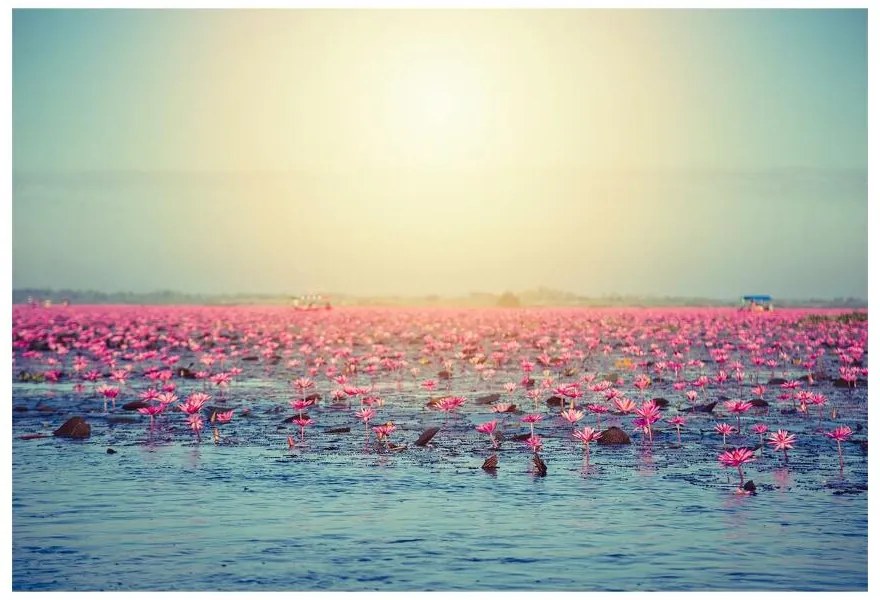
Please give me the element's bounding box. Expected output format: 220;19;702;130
12;288;868;308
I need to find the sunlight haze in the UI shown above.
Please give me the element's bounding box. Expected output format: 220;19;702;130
12;9;868;299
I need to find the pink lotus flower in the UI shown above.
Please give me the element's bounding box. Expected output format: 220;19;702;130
572;426;602;462
96;384;120;411
137;403;165;427
825;426;853;471
668;415;686;445
714;422;735;447
613;397;637;414
290;398;315;413
768;429;795;462
718;447;755;489
293;377;315;394
179;393;209;415
724;399;752;432
355;407;376;423
524;434;543;453
521;413;543;436
476;420;499;449
560;409;585;425
214;410;234;423
187;413;205;441
292;415;314;442
372;422;396;446
139;388;160;402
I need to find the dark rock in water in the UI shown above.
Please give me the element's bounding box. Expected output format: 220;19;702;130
597;427;631;445
482;455;499;471
241;356;259;361
13;405;28;412
19;434;47;440
53;417;91;439
106;448;117;454
281;413;310;424
28;340;51;352
780;408;796;415
305;393;321;403
325;427;351;434
532;454;547;477
176;366;197;379
122;400;149;411
437;370;451;380
749;399;770;408
546;396;565;407
743;480;757;494
415;426;441;447
651;398;670;408
511;433;532;441
475;393;501;405
767;378;786;385
684;401;717;413
36;405;56;414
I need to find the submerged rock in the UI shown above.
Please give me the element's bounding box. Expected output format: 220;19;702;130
106;448;117;454
749;399;770;408
414;426;441;446
482;455;499;471
546;396;565;407
767;378;786;385
19;434;47;440
597;426;631;445
122;400;149;411
176;366;197;379
532;454;547;477
437;370;451;380
651;398;670;408
742;480;757;495
475;393;501;405
684;401;717;413
53;417;91;439
325;426;350;434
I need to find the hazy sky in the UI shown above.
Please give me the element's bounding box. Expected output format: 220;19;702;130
12;9;868;298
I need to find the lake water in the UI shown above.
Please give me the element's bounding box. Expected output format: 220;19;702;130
11;306;868;591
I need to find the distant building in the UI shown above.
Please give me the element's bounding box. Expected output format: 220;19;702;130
741;295;773;311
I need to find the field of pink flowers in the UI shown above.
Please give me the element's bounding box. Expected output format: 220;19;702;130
12;305;868;590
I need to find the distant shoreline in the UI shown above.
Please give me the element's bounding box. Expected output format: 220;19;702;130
11;289;867;309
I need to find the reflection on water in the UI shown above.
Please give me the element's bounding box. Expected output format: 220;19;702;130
636;445;656;477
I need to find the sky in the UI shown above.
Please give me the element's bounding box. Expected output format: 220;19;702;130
11;9;868;299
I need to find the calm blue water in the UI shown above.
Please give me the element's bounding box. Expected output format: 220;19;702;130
12;380;867;591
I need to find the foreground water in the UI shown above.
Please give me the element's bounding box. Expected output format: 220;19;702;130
11;306;868;590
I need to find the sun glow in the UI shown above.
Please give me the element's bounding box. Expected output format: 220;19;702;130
382;54;490;165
